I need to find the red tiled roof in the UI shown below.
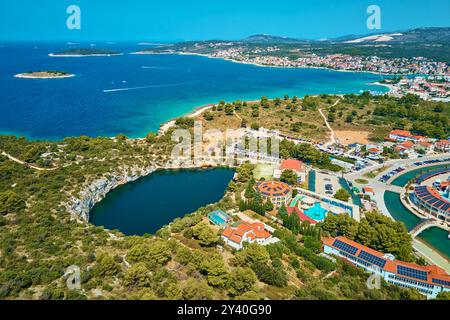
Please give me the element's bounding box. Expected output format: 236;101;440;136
324;236;450;288
229;234;242;244
287;206;317;224
253;229;271;239
363;186;375;194
233;228;246;237
368;148;380;153
280;159;304;172
250;222;265;231
237;222;252;233
221;219;273;245
390;129;412;137
247;233;256;240
436;140;450;147
418;141;432;147
222;227;233;238
401;140;414;148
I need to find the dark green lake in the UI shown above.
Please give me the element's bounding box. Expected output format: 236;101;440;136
384;191;450;261
89;168;235;235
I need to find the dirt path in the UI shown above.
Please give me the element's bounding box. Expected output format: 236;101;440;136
1;151;58;171
318;98;340;147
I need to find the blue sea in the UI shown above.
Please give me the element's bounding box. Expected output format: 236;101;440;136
0;42;387;140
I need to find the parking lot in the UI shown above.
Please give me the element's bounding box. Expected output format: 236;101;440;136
315;171;341;197
379;157;450;183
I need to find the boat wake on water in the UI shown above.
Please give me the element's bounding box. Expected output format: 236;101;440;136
103;80;200;93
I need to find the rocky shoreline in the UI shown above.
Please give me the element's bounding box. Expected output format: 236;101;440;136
67;165;157;222
66;161;229;223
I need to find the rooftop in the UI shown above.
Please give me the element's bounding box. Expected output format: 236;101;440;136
222;220;272;245
390;129;412;137
256;180;292;198
323;236;450;287
280;159;304;172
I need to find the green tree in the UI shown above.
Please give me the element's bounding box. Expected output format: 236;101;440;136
127;241;171;268
192;222;219;246
234;243;270;266
251;122;260;130
280;169;298;185
224;104;235;115
244;182;255;199
181;278;214;300
203;112;214;121
436;291;450;300
235;291;263;300
201;255;230;288
334;188;351;202
0;191;25;215
228;267;257;297
123;263;151;287
264;198;274;212
92;254;121;278
145;132;157;143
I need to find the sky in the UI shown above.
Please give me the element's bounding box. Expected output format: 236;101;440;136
0;0;449;42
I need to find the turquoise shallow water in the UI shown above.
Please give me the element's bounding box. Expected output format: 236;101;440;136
89;168;234;235
0;42;387;140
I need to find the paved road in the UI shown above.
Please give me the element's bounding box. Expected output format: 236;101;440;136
346;153;450;181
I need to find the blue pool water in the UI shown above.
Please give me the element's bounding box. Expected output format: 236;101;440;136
0;42;387;140
208;210;231;226
304;202;328;221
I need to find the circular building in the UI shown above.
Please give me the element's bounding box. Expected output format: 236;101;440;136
256;181;292;207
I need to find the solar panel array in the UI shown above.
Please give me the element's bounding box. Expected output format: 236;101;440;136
416;168;450;184
414;186;450;213
333;239;358;255
397;265;428;281
432;278;450;287
358;250;387;268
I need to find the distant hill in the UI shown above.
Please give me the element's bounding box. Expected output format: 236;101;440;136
242;27;450;45
334;27;450;44
242;34;308;44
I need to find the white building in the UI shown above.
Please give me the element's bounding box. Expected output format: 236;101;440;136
221;220;279;250
323;236;450;299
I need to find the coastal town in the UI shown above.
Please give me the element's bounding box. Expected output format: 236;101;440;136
380;75;450;102
206;45;449;76
143;42;450;101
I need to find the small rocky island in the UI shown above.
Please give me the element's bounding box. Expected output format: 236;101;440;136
49;48;122;57
14;71;75;79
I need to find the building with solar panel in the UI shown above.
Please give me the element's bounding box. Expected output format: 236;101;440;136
411;185;450;226
323;236;450;299
256;180;292;207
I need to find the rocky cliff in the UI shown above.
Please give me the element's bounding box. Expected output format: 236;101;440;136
67;165;157;222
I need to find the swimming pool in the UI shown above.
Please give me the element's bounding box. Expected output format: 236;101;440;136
304;202;328;222
208;210;231;226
